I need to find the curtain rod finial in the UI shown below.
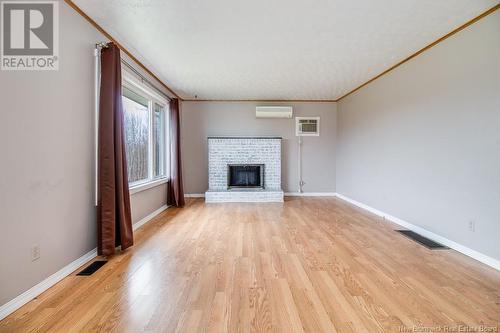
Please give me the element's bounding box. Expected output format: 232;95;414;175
95;42;110;49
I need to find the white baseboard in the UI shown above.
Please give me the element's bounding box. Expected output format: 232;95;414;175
0;248;98;321
133;204;169;230
334;193;500;271
184;193;205;198
285;192;337;197
0;204;169;321
2;197;497;322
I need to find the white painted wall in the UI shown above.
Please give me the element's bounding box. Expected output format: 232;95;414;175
181;101;337;194
0;1;168;307
336;10;500;261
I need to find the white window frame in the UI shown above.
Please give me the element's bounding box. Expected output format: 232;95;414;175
122;71;170;194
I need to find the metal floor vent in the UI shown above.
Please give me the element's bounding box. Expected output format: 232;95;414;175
396;230;448;250
77;260;107;276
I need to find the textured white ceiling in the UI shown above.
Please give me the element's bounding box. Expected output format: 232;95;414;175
72;0;497;100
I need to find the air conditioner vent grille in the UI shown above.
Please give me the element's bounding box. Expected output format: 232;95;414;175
296;117;320;136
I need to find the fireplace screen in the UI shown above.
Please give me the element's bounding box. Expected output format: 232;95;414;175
227;164;264;189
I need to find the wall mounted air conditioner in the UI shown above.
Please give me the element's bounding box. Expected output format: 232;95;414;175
296;117;320;136
256;106;293;119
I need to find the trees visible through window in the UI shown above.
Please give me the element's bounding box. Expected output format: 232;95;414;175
122;77;168;186
153;103;166;178
123;86;149;183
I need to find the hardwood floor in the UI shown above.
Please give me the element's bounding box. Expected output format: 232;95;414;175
1;197;499;332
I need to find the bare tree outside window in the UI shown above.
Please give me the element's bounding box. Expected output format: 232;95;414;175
153;103;165;177
123;87;149;183
121;81;168;187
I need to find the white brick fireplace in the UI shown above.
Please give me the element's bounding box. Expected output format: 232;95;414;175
205;137;284;202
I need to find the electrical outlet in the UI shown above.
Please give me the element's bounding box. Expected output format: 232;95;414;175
31;244;40;261
468;220;476;232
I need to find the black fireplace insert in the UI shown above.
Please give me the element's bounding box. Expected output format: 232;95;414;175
227;164;264;189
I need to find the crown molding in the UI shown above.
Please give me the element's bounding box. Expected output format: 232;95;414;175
64;0;182;100
336;4;500;102
65;1;499;103
183;99;337;103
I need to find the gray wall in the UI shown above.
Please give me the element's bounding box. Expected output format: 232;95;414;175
0;1;168;306
181;101;337;194
336;10;500;260
130;184;167;223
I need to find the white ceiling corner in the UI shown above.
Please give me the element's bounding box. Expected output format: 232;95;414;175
72;0;497;100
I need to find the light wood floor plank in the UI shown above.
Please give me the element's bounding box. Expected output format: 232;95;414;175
1;197;499;332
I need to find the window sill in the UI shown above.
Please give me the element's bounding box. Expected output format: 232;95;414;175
129;178;168;195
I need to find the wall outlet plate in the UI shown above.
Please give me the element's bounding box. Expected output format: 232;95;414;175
468;220;476;232
31;244;40;261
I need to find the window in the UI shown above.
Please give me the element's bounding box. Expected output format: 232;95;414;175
122;73;169;189
153;103;166;178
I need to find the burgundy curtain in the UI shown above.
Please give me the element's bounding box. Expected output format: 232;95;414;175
97;43;133;256
167;99;185;207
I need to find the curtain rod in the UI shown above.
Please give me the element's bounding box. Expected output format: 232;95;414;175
95;42;172;101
